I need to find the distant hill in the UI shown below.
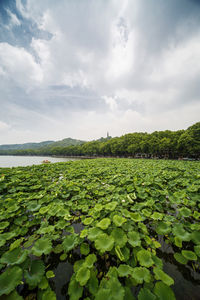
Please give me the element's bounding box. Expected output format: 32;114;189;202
0;141;54;150
0;138;85;151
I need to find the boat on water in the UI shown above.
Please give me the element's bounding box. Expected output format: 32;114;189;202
42;160;51;164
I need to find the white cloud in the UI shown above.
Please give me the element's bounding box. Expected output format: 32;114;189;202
6;9;21;27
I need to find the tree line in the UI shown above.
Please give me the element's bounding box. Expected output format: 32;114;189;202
0;122;199;159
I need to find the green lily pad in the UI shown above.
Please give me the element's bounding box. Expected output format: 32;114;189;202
88;269;99;295
95;233;114;253
191;231;200;244
96;218;111;230
153;267;174;286
131;267;151;284
68;275;83;300
83;217;93;225
113;215;127;227
111;228;127;248
94;204;103;212
117;264;132;277
60;253;67;261
127;231;141;247
151;212;163;220
156;222;171;235
105;202;118;211
181;250;197;261
0;266;22;296
130;212;143;222
178;207;191;217
137;250;154;267
154;282;176;300
172;224;191;241
46;270;55;278
174;253;188;264
41;289;56;300
0;221;9;230
88;228;103;241
76;267;90;286
53;244;64;254
62;234;78;252
32;237;52;256
0;290;23;300
24;260;45;288
84;254;97;268
80;243;90;255
0;247;27;265
194;245;200;257
138;288;156;300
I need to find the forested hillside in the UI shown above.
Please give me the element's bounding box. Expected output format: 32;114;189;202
0;122;199;159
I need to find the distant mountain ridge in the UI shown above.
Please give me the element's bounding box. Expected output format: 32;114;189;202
0;138;85;150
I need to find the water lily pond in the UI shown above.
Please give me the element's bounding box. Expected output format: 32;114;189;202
0;158;200;299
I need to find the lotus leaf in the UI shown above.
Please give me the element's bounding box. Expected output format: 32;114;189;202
94;204;103;211
0;290;23;300
111;228;127;247
153;282;176;300
88;228;103;241
178;207;191;217
137;250;154;267
80;243;90;255
38;276;49;289
152;255;163;269
174;253;188;264
151;212;163;220
130;212;144;222
191;231;200;244
24;260;45;287
0;247;27;265
62;234;78;252
60;253;67;261
46;270;55;278
32;237;52;256
153;267;174;286
117;264;132;277
88;269;99;295
124;287;136;300
105;202;118;211
113;215;127;227
9;238;24;251
0;221;9;230
138;288;156;300
83;217;93;225
95;233;114;253
156;222;171;235
181;250;197;261
194;245;200;257
0;266;22;296
131;267;151;284
41;289;56;300
95;288;111;300
174;237;182;248
172;224;191;241
96;218;111;230
80;229;88;238
127;231;141;247
53;243;63;254
84;254;97;268
76;266;90;286
106;276;125;300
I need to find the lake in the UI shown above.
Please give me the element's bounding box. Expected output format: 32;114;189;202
0;155;78;168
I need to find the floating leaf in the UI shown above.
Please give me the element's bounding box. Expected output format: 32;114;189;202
24;260;45;288
88;228;103;241
53;244;63;254
137;250;154;268
174;253;188;264
138;288;156;300
62;234;78;252
0;248;27;265
154;282;176;300
151;212;163;220
194;245;200;257
94;204;103;212
127;231;141;247
96;218;111;230
60;253;67;261
0;221;9;230
172;224;191;241
41;289;56;300
113;215;127;227
156;222;171;235
0;266;22;296
88;269;99;295
38;276;49;290
84;254;97;268
130;212;143;222
46;270;55;278
191;231;200;244
115;246;125;261
153;267;174;286
105;202;118;211
131;267;151;284
111;228;127;248
32;237;52;256
178;207;191;217
0;290;23;300
117;264;132;277
80;243;90;255
76;267;90;286
174;237;182;248
95;233;114;253
181;250;197;261
83;217;93;225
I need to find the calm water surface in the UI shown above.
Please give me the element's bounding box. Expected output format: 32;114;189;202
0;155;78;168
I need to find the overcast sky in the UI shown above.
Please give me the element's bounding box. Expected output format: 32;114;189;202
0;0;200;144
